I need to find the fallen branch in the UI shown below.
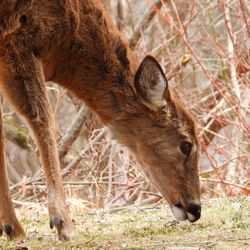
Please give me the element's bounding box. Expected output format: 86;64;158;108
58;106;89;159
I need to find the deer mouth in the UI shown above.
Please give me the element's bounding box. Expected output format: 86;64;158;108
170;203;201;222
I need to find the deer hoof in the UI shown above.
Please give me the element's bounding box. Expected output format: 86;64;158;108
3;224;13;239
49;216;75;241
0;223;24;240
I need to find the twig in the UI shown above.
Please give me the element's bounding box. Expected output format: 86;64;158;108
146;0;250;133
58;106;89;159
200;178;250;193
239;0;250;37
62;128;106;177
129;0;167;49
222;1;241;100
31;181;146;187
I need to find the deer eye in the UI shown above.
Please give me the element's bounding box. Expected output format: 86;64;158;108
179;141;193;156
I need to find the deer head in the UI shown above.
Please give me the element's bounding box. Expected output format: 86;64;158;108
109;56;201;222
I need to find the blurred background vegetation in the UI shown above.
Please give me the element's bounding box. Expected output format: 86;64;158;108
3;0;249;211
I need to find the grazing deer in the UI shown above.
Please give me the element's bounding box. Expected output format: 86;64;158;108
0;0;201;241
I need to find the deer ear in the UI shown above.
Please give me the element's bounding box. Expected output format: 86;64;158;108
134;55;170;109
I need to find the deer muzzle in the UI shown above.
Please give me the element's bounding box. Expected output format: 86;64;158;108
170;202;201;222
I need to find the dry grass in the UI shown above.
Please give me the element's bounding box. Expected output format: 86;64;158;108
0;197;249;250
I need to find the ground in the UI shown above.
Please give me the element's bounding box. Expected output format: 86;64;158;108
0;197;249;250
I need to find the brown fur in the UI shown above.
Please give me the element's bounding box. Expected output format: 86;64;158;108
0;0;201;240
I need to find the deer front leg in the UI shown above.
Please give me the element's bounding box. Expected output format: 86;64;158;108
0;103;25;240
0;53;75;240
31;117;75;241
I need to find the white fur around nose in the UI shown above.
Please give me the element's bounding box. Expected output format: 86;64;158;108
187;212;196;222
171;206;187;221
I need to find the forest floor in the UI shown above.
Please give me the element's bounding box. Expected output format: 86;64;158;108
0;197;249;250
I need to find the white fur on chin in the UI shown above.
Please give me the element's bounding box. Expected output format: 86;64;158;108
171;206;187;221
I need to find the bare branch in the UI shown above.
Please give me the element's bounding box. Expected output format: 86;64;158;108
129;0;167;49
58;106;89;159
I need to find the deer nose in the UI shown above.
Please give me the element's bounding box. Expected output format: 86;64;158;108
186;203;201;222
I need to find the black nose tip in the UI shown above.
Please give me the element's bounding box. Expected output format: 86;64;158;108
187;203;201;222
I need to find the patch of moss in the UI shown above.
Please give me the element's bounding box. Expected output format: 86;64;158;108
3;118;30;150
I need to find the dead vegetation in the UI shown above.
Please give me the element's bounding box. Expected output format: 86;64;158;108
0;1;249;248
0;197;249;249
2;0;248;211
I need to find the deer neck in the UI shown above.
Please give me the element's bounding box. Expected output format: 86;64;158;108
72;37;138;125
85;56;138;125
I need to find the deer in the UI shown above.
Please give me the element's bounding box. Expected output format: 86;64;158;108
0;0;201;241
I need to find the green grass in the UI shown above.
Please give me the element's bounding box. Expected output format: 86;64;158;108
0;197;249;249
